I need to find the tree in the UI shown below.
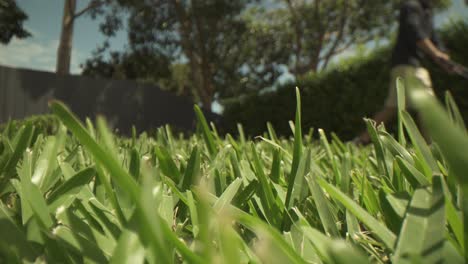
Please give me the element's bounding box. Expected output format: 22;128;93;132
84;0;256;107
0;0;31;44
246;0;400;75
56;0;123;74
260;0;451;75
81;48;172;86
83;0;452;106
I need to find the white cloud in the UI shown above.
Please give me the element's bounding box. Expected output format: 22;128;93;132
0;37;56;72
0;37;84;74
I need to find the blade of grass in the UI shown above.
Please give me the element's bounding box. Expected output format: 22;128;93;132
319;129;342;184
379;191;410;234
53;225;109;263
270;148;281;184
50;101;139;201
393;176;446;263
14;150;33;224
47;167;95;207
364;119;389;178
256;136;292;160
267;122;280;143
213;178;242;212
250;143;280;226
317;177;396;249
328;240;369;264
288;148;311;208
306;176;340;237
50;101;202;263
197;188;307;264
378;130;413;162
396;77;407;146
109;229;145;264
232;180;258;208
401;111;439;176
19;165;53;229
440;177;464;253
155;146;181;182
87;199;122;240
445;91;466;132
237;123;246;147
194;105;217;157
180;146;200;191
57;208;117;256
0;202;39;261
0;123;33;189
283;88;303;229
218;214;244;264
411;87;468;259
396;156;431;188
129;148;140;180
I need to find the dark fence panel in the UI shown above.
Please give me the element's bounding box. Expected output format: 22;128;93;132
0;65;220;134
0;66;53;123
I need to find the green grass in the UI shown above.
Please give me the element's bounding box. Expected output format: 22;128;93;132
0;85;467;263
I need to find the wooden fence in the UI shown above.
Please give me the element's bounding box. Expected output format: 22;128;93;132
0;65;220;134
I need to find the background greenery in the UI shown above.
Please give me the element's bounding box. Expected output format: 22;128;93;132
4;1;462;139
78;0;414;106
223;20;468;140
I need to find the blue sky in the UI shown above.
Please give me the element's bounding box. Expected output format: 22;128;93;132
0;0;127;73
0;0;467;74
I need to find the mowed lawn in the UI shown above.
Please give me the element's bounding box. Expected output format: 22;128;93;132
0;88;467;263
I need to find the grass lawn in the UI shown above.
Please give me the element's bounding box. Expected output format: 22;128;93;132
0;87;467;263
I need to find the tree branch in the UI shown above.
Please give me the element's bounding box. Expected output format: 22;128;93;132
318;39;353;61
308;0;324;73
320;1;349;70
284;0;303;73
171;0;211;106
73;0;104;20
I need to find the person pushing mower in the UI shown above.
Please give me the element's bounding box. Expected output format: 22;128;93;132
355;0;468;145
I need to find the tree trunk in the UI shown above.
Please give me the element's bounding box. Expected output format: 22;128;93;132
56;0;76;75
284;0;302;74
172;0;212;108
192;1;214;108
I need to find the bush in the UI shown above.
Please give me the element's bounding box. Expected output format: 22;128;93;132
223;20;468;140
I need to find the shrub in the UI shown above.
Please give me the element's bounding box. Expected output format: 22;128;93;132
223;20;468;140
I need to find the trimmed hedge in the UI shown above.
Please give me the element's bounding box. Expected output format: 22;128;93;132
223;20;468;140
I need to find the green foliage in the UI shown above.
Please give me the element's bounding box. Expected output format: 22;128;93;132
224;47;391;140
81;49;172;86
0;115;60;136
83;0;257;106
0;0;31;44
83;0;413;106
1;80;468;262
223;20;468;139
245;0;403;74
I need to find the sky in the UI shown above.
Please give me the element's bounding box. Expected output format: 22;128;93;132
0;0;127;73
0;0;467;75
